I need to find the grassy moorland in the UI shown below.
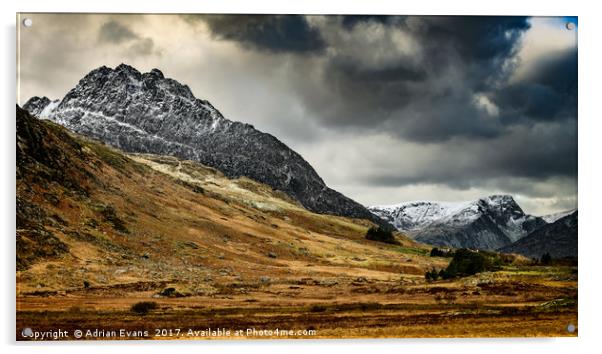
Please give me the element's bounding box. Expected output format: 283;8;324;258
16;107;577;340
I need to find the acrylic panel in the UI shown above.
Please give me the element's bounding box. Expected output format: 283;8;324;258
16;13;578;340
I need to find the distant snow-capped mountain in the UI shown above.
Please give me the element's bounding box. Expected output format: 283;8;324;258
369;195;547;250
23;64;388;228
499;211;577;259
369;200;474;233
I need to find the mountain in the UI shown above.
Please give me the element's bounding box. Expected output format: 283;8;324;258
23;64;388;228
541;209;577;223
499;211;577;259
369;200;473;233
369;195;547;250
16;104;423;288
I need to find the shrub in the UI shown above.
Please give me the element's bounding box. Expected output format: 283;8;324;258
424;268;437;281
430;247;454;257
310;304;327;313
441;249;500;279
160;287;177;297
131;301;158;314
365;227;399;245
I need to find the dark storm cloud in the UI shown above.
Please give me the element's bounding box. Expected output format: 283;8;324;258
422;16;530;61
343;16;530;60
315;54;425;113
98;20;139;43
358;119;577;189
97;20;160;57
494;47;577;124
293;16;534;142
180;15;538;142
189;15;326;53
335;59;426;83
127;37;159;57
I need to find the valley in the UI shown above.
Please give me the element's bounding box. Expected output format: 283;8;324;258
16;106;577;339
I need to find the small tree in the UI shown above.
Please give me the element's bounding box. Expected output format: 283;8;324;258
442;249;499;279
430;248;441;257
430;247;454;257
365;227;399;245
425;268;439;281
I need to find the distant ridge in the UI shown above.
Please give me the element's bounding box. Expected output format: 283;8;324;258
369;195;547;250
499;211;577;259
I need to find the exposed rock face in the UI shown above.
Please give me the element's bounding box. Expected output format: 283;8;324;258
499;211;577;259
21;96;51;117
24;64;388;228
369;195;547;250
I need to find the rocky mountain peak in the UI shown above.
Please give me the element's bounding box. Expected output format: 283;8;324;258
23;64;389;229
22;96;51;117
149;68;165;79
481;194;518;206
476;195;527;223
479;194;523;212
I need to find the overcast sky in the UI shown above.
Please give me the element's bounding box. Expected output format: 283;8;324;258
17;14;578;216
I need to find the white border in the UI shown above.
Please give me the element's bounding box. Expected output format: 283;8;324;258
2;1;601;353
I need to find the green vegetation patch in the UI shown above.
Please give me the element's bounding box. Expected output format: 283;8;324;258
365;227;399;245
87;142;130;170
426;249;511;280
396;246;429;256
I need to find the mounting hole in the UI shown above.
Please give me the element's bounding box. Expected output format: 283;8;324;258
566;22;575;31
22;18;33;28
567;323;576;333
21;327;33;337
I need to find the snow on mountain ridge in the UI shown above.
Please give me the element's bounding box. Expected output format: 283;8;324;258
369;200;475;232
541;209;577;223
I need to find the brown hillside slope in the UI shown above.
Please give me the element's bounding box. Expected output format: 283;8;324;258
16;106;577;339
17;105;433;294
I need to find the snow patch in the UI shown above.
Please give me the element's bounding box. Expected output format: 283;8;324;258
38;99;60;119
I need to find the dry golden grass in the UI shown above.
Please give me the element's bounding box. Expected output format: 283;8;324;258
16;124;577;340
